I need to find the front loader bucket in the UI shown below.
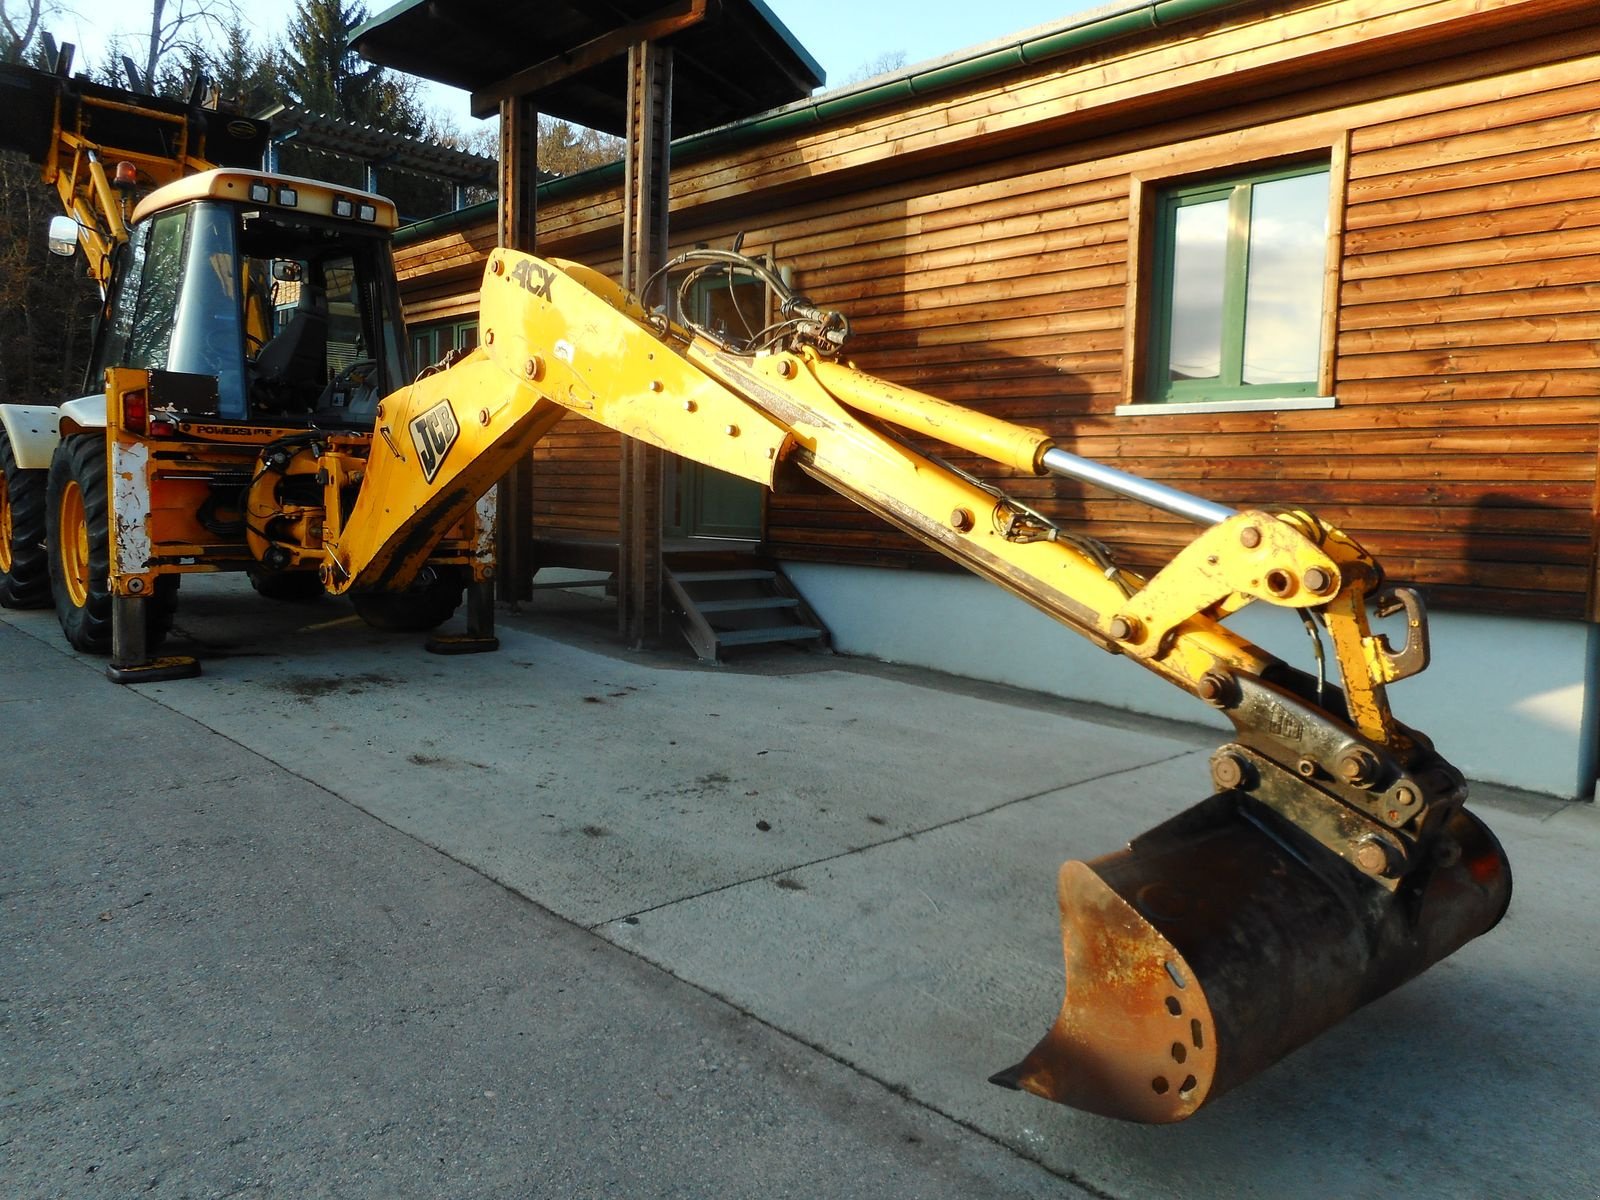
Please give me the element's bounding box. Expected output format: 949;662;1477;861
993;791;1510;1122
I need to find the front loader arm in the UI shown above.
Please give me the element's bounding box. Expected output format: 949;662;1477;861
0;60;264;290
342;249;1510;1122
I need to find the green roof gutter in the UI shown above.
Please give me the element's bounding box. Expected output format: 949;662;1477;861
397;0;1267;247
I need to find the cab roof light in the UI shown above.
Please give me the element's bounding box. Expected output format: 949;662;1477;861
333;197;354;219
358;203;377;223
249;182;272;203
277;187;298;208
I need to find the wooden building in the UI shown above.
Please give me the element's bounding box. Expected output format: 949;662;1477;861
387;0;1600;799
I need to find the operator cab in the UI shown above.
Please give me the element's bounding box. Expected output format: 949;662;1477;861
94;170;410;428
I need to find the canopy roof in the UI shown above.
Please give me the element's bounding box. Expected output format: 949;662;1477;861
352;0;824;131
257;104;498;185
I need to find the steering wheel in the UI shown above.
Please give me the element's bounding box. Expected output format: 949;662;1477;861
323;358;379;412
331;358;376;393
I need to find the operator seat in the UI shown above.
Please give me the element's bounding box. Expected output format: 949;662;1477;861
251;283;328;414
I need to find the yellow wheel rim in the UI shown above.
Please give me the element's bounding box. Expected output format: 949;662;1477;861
0;472;12;575
59;478;90;609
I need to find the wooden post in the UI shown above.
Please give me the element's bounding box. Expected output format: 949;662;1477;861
496;94;539;603
617;40;672;647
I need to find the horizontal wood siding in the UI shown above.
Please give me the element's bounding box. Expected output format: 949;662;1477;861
529;418;624;541
396;224;498;325
1332;54;1600;616
392;0;1600;616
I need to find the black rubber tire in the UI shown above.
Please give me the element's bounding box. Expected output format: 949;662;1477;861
248;568;326;603
0;427;52;609
351;570;464;632
46;434;178;655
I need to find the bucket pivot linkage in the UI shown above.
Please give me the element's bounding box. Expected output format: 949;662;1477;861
986;494;1512;1122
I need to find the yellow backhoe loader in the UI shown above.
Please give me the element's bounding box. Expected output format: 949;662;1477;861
0;60;1510;1123
0;58;493;666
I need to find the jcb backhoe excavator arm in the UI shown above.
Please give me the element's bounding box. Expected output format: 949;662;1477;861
330;248;1511;1122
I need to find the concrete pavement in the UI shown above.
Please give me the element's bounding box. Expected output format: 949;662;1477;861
4;575;1598;1198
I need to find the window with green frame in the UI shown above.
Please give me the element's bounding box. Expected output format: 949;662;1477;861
1148;162;1331;405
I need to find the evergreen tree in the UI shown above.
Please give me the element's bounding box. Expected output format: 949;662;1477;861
92;34;209;103
211;18;279;113
92;36;129;86
279;0;421;134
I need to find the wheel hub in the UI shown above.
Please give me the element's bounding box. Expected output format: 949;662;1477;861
0;470;12;574
58;478;90;609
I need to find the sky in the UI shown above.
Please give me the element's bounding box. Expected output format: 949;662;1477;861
39;0;1111;129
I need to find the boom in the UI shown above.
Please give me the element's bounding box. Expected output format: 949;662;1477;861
323;248;1511;1121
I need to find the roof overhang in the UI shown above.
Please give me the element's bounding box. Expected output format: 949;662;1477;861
352;0;825;132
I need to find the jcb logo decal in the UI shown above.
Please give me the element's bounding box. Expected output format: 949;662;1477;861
410;400;460;484
510;259;556;300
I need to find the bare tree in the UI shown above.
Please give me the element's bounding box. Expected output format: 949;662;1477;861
0;150;98;399
1;0;54;63
839;50;908;88
135;0;235;90
431;112;622;179
425;113;500;160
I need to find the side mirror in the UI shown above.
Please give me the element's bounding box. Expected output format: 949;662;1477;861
272;260;303;283
47;215;79;257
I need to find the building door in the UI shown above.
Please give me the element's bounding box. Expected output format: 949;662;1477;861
666;265;766;539
665;455;762;539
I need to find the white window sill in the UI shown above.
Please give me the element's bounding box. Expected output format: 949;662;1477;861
1114;396;1338;417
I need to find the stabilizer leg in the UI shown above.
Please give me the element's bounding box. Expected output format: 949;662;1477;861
105;594;198;684
426;579;500;655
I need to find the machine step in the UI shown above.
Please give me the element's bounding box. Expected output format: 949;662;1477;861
693;596;800;614
669;569;777;584
714;625;826;647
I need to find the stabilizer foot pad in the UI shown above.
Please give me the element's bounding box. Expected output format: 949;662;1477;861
106;656;201;685
425;634;500;656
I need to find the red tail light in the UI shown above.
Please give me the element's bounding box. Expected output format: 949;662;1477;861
121;390;148;432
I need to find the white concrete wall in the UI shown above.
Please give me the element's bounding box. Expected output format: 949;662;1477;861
784;562;1598;801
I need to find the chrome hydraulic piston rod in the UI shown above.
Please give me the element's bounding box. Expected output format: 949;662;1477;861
804;357;1236;527
1038;447;1236;527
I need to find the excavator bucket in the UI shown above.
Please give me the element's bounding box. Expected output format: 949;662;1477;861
992;791;1511;1122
